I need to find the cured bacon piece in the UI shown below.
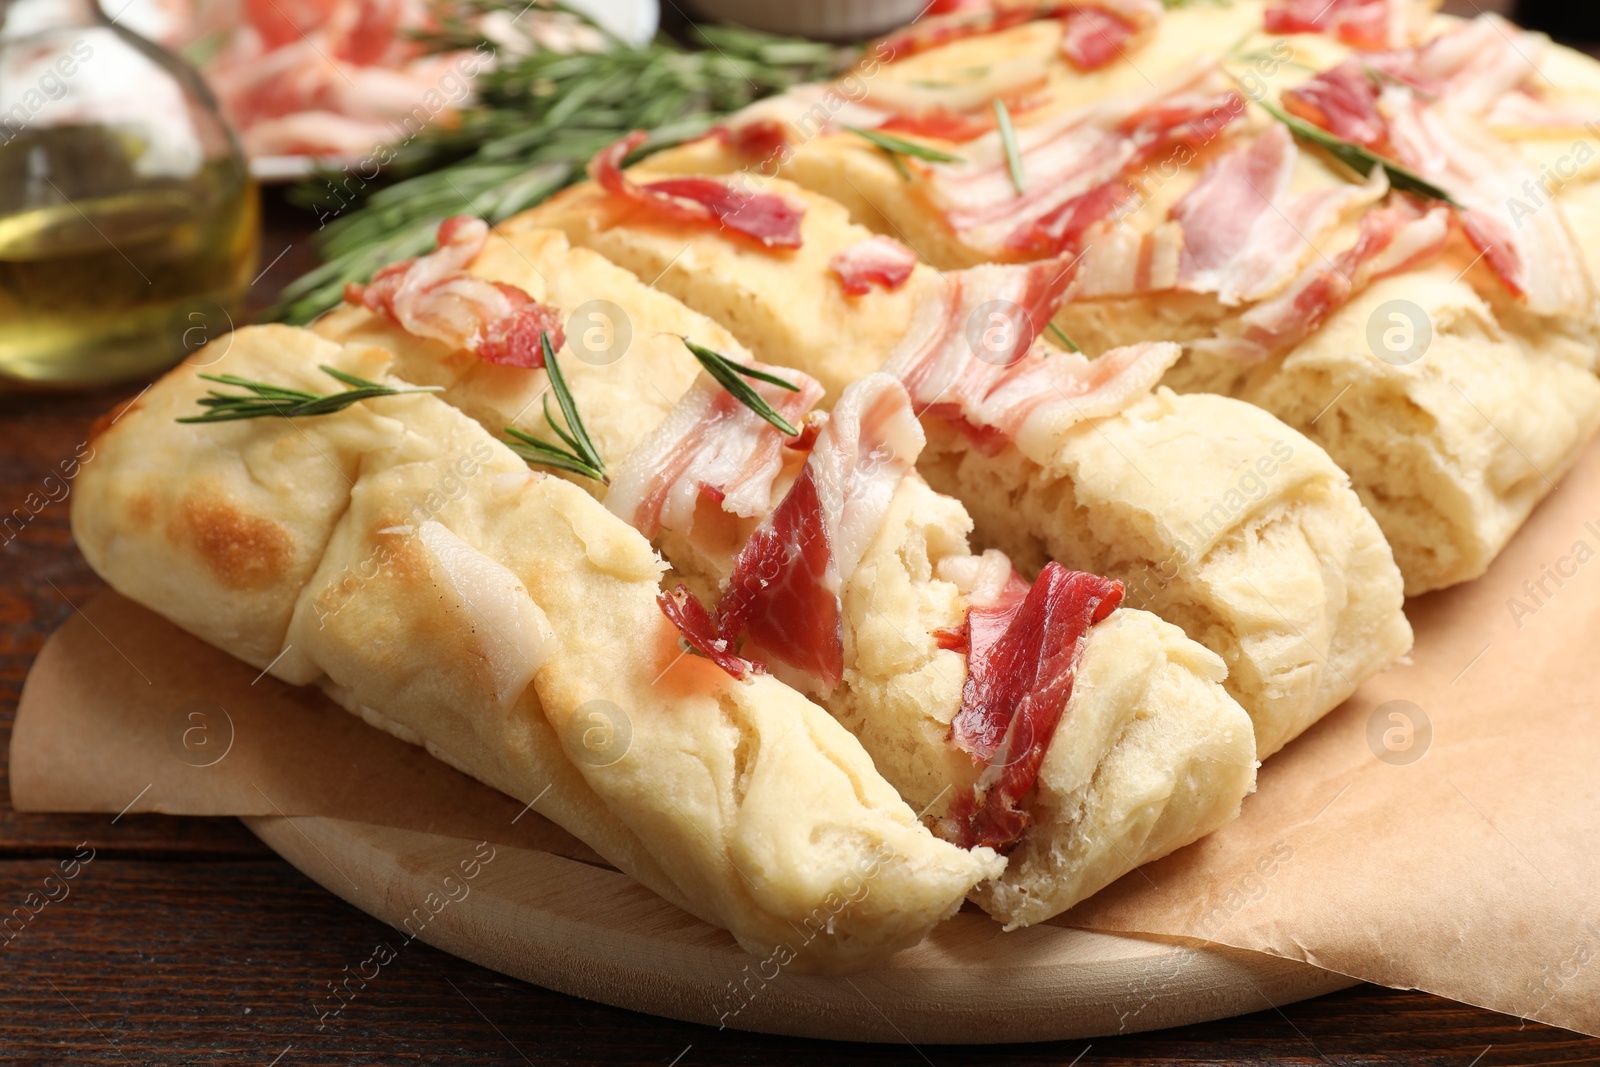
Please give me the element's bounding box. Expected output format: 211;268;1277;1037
346;215;564;366
924;64;1244;258
884;258;1181;443
1281;21;1596;318
717;375;924;690
590;131;805;249
878;108;996;143
1263;0;1424;50
1195;198;1452;361
605;363;825;539
878;1;1163;71
1058;7;1139;71
829;236;919;296
1172;124;1388;306
942;563;1124;851
889;258;1076;408
657;586;767;681
1070;220;1184;299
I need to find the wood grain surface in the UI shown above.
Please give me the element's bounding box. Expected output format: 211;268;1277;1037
3;189;1599;1067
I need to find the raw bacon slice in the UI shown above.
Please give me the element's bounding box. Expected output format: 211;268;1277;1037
590;131;805;249
1264;0;1425;50
1171;124;1389;306
657;585;766;681
1281;22;1596;318
942;562;1124;851
884;259;1181;445
1070;220;1184;299
606;363;824;539
878;1;1163;71
1059;7;1141;71
346;215;564;367
1194;197;1452;361
923;63;1244;258
717;374;924;690
830;236;919;296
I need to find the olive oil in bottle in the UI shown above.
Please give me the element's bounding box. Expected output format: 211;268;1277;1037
0;0;258;388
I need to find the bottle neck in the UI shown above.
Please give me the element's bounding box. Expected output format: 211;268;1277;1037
0;0;109;39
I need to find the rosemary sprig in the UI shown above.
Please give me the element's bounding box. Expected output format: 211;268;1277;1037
1253;96;1457;206
993;98;1025;194
844;126;965;165
681;339;801;437
176;366;441;423
1046;323;1081;353
272;14;850;324
502;333;608;484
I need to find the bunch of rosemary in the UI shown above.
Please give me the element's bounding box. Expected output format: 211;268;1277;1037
272;13;852;325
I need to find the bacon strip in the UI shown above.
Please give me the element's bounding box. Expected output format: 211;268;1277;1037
346;216;564;367
590;131;805;249
1193;197;1453;361
830;236;919;296
878;1;1163;72
716;374;924;690
922;64;1244;258
605;362;824;539
1264;0;1425;50
1281;19;1596;318
1070;219;1183;299
883;259;1179;445
941;562;1124;851
1171;124;1388;306
657;585;766;681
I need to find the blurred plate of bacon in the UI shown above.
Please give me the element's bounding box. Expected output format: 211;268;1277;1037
116;0;657;177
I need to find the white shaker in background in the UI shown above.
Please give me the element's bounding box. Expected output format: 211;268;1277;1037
683;0;930;39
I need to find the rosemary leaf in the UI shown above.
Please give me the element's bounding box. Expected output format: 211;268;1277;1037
176;366;440;423
844;126;965;165
682;339;801;437
994;98;1025;195
882;146;913;182
1047;323;1081;353
1253;96;1457;206
501;334;609;485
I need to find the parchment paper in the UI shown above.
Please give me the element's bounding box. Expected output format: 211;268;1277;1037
11;441;1600;1037
9;594;601;864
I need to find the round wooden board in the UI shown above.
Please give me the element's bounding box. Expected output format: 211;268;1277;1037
244;815;1358;1044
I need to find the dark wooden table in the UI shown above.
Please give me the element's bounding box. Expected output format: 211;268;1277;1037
3;190;1599;1067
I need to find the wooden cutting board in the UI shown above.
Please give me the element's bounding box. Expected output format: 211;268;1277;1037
244;814;1357;1043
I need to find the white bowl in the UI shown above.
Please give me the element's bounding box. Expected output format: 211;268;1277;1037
682;0;928;39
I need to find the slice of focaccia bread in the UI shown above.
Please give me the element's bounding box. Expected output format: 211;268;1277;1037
519;178;1410;757
844;473;1255;927
313;219;1256;925
72;325;1002;972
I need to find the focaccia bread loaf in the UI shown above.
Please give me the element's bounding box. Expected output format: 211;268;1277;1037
635;1;1600;596
314;220;1257;925
519;180;1410;757
71;325;1003;972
